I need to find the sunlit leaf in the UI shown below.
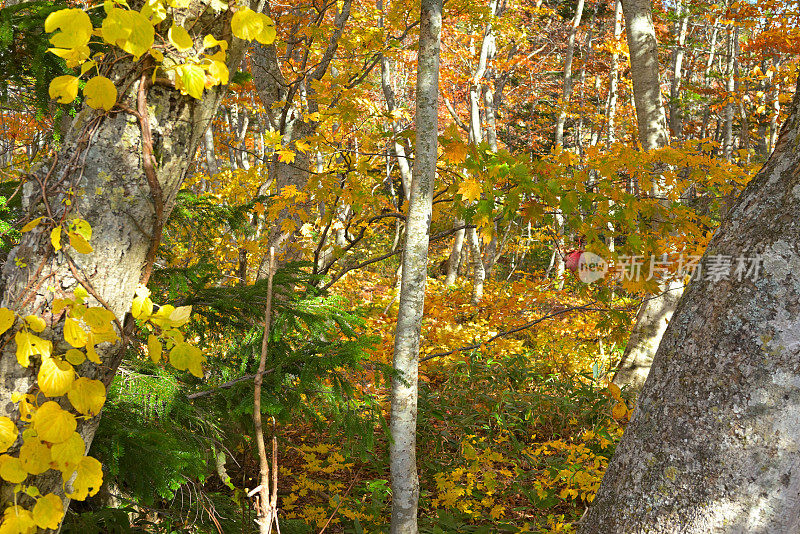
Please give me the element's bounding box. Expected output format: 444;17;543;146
83;76;117;111
0;455;27;483
64;456;103;500
0;417;18;454
0;308;15;336
49;75;79;104
32;494;64;530
33;401;77;444
45;8;93;49
148;334;162;363
168;23;193;51
51;432;84;473
19;438;51;475
68;377;106;416
38;357;75;398
25;315;45;333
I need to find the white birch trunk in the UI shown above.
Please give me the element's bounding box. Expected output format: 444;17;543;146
389;0;442;531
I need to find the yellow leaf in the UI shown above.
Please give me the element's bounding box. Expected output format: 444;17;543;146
131;285;152;319
74;286;89;303
19;438;51;475
85;342;101;365
168;23;193;51
256;20;276;45
65;349;86;366
1;505;36;534
458;179;482;203
205;56;229;86
168;305;192;327
230;8;264;41
68;378;106;416
0;417;18;454
49;75;79;104
68;232;93;254
15;331;52;367
33;401;76;444
140;0;167;24
13;394;35;424
611;401;628;420
21;217;43;233
51;432;85;473
169;342;205;377
148;334;162;363
608;382;622;400
45;8;93;49
0;308;15;336
71;219;92;241
64;318;87;348
65;456;103;500
175;63;205;99
25;315;46;333
48;45;91;68
32;494;64;530
83;307;115;333
0;455;27;483
277;149;295;163
83;76;117;111
38;357;75;398
51;227;62;251
101;8;154;59
203;34;228;51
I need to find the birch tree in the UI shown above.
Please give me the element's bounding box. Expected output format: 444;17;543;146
612;0;683;392
389;0;442;531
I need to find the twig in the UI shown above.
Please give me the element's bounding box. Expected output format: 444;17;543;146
253;247;279;534
419;302;601;362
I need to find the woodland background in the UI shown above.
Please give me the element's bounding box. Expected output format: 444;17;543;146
0;0;796;532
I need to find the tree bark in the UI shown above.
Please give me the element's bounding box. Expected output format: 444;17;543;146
668;0;688;139
582;75;800;534
389;0;442;532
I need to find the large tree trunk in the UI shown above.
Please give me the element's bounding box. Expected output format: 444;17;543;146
612;0;682;393
389;0;442;532
581;75;800;534
0;4;246;524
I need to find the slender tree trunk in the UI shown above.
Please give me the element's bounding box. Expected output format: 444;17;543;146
606;0;623;145
582;75;800;534
445;220;465;286
613;0;682;393
389;0;442;531
668;0;688;139
722;26;739;161
553;0;585;148
467;226;485;304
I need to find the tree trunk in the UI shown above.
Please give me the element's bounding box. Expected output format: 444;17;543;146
722;26;739;162
582;75;800;534
553;0;585;149
389;0;442;532
467;226;485;304
613;0;682;393
445;220;465;286
606;0;623;146
668;0;688;139
0;7;246;525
